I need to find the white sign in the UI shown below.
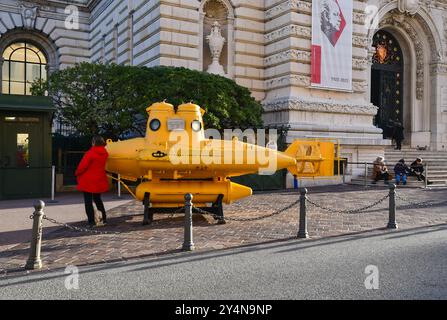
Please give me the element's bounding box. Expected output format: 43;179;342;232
364;265;379;290
168;119;185;131
311;0;353;91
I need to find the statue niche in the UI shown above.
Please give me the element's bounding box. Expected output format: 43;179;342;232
202;0;229;77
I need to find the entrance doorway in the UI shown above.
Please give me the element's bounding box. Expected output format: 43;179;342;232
0;112;51;199
371;30;404;139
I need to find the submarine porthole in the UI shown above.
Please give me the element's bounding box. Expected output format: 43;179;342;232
150;119;161;131
192;120;202;132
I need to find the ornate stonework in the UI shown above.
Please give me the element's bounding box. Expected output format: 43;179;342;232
265;25;311;43
206;21;226;76
265;0;311;20
264;49;367;71
379;12;425;99
398;0;421;15
264;49;310;66
263;98;378;116
265;74;310;90
20;5;38;30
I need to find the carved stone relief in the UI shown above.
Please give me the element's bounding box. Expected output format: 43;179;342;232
263;98;378;116
379;12;425;99
20;5;38;30
398;0;421;16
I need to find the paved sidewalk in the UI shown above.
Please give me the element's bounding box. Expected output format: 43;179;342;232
0;185;446;275
0;193;133;253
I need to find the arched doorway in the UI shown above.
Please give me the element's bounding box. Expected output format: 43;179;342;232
370;30;404;140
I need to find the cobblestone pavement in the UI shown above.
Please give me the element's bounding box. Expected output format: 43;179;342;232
1;185;446;275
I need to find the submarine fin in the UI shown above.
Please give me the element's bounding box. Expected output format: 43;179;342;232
284;140;334;177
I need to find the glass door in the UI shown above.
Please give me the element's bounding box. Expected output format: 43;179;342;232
1;114;45;198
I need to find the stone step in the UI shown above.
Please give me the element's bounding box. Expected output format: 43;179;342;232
386;153;447;156
353;169;447;183
349;146;447;187
385;158;447;162
385;156;447;164
350;178;447;188
426;170;447;175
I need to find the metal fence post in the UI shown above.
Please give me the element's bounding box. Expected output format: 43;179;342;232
297;188;309;239
182;193;195;251
387;184;398;229
25;201;45;270
364;162;368;187
48;165;58;203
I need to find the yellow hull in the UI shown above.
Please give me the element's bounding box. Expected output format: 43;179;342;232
135;180;252;205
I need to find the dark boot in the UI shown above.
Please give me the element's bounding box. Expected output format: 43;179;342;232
101;212;107;224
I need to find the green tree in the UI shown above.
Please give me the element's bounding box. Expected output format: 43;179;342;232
33;63;263;138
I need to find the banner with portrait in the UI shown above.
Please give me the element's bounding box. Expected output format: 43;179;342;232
311;0;353;91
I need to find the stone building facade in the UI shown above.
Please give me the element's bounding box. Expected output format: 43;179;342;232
1;0;447;181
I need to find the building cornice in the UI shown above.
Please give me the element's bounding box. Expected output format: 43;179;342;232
19;0;90;12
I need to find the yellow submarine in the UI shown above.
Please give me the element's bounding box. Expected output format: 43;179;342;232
106;101;336;224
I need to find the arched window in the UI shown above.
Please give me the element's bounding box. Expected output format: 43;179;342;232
2;42;47;95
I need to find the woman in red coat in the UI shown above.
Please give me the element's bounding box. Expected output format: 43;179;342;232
75;136;109;227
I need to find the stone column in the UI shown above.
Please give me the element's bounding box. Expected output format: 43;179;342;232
429;61;447;150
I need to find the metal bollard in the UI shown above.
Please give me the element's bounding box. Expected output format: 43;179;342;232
25;201;45;270
297;188;309;239
182;193;195;251
387;184;398;229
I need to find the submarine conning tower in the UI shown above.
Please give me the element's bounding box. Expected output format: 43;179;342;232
145;101;206;147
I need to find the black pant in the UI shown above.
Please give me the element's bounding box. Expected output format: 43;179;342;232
395;139;402;150
410;170;427;182
83;192;106;224
374;172;390;182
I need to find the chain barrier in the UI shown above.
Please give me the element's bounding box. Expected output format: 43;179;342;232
37;215;122;235
169;206;186;217
36;214;162;241
395;193;439;208
192;198;301;222
305;193;390;214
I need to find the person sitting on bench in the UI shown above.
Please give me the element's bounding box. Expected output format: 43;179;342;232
372;156;390;184
394;159;409;186
410;158;433;185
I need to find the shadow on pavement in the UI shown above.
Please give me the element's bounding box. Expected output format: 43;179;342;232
1;222;445;288
0;213;217;251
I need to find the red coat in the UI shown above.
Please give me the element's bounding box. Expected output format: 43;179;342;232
75;146;109;194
